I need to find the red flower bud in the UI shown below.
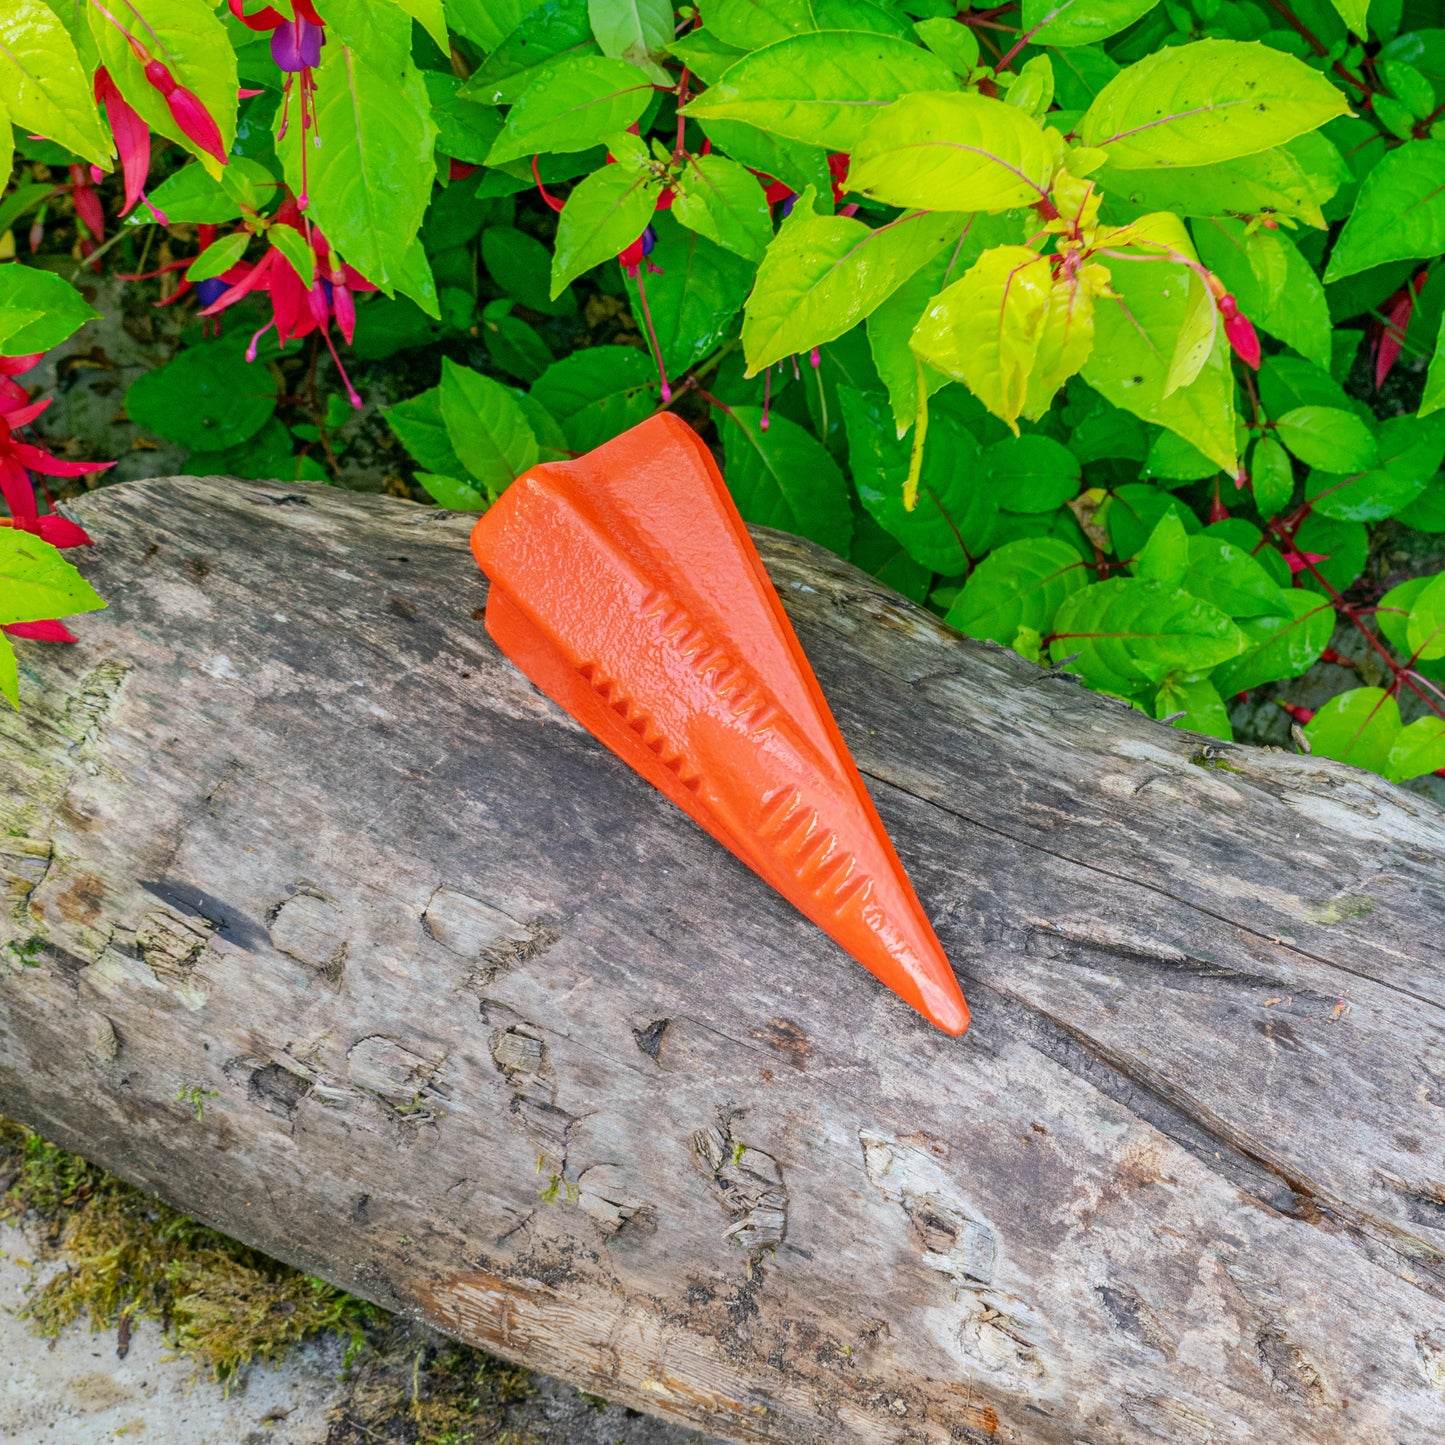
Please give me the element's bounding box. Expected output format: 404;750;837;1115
1221;299;1260;370
144;61;228;163
332;279;356;346
144;58;177;94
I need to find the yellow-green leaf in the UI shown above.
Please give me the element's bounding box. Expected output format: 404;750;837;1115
684;30;957;152
850;92;1058;212
3;1;111;168
1078;39;1350;170
910;245;1053;432
744;197;964;374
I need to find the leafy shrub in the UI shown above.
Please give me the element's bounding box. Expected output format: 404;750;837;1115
2;0;1445;787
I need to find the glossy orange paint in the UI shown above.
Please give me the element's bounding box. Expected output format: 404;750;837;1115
469;413;969;1036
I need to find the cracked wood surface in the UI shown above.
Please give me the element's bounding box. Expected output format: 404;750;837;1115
2;476;1445;1445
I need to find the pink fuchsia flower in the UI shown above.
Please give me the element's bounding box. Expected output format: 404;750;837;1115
89;2;229;164
0;355;104;644
1373;271;1427;389
94;66;157;219
272;17;324;71
142;59;228;163
228;0;327;207
197;208;376;407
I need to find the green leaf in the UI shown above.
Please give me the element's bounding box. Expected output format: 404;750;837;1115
947;536;1089;644
1407;571;1445;660
1155;675;1231;741
1023;0;1163;46
0;634;15;710
1258;353;1352;416
268;225;314;288
1305;412;1445;522
706;0;912;49
90;0;238;170
0;266;98;354
1213;589;1335;695
841;387;993;572
487;56;653;166
694;119;832;202
136;162;239;226
911;244;1055;432
718;406;853;556
426;72;504;164
1099;136;1348;231
186;232;251;283
127;341;276;451
684;31;956;152
1398;475;1445;532
1329;0;1370;36
1181;535;1285;619
324;0;415;62
1424;310;1445;419
416;473;490;510
482;309;555;383
1388;716;1445;783
1192;217;1331;369
439;359;539;499
1304;687;1400;776
482;226;576;315
1294;513;1368;594
849;92;1056;212
460;0;599;107
588;0;673;82
1104;483;1201;559
1049;577;1245;689
0;307;42;352
385;386;467;477
3;1;111;168
850;508;932;604
912;18;979;74
394;237;441;321
1082;244;1237;473
447;0;536;50
666;30;748;86
0;528;105;629
531;345;657;452
621;212;754;378
744;198;963;374
1250;435;1295;518
276;40;436;290
1325;138;1445;281
1143;428;1219;482
550;161;662;296
1132;509;1189;587
1078;39;1349;169
1275;406;1378;471
983;434;1081;513
390;0;449;49
671;153;774;263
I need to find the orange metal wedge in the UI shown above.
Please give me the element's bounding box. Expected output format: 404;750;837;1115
469;413;969;1036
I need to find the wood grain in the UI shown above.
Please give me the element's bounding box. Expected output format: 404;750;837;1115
3;476;1444;1445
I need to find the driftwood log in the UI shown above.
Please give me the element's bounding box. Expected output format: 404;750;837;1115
3;476;1445;1445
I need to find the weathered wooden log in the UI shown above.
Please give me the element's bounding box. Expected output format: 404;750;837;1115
3;476;1445;1445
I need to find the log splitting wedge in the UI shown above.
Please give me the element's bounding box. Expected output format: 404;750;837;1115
469;413;970;1036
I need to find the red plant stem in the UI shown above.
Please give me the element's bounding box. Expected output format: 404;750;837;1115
995;22;1041;71
1259;0;1370;95
674;67;690;159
